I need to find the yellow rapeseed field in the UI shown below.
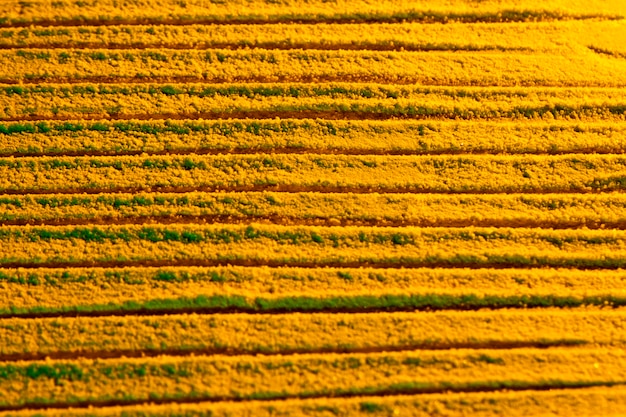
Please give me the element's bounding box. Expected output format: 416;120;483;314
1;309;625;358
0;0;625;415
4;191;626;228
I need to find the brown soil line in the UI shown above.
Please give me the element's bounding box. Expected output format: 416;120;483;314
0;42;529;52
588;46;626;59
0;147;429;158
0;110;452;122
0;185;612;196
0;340;587;363
0;75;612;87
0;300;619;321
0;259;618;271
0;382;616;413
2;214;624;230
2;146;624;159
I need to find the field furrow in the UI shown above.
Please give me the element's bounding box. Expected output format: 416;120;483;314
0;309;624;360
2;49;626;86
3;192;626;229
4;387;626;417
0;348;623;409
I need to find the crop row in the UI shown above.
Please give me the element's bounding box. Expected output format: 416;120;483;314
0;347;623;408
2;265;626;315
3;387;625;417
0;154;625;194
1;48;625;86
0;309;624;358
3;191;626;229
0;21;621;53
1;0;622;26
0;258;623;312
2;83;622;100
0;118;626;156
1;223;626;270
1;84;625;121
0;264;626;316
2;119;626;157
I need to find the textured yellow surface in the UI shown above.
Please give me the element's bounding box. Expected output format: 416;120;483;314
0;348;625;407
2;48;626;86
5;387;626;417
0;309;624;358
1;153;626;193
2;265;626;312
0;0;625;414
1;85;625;120
1;21;624;52
3;191;626;227
2;0;624;24
1;119;626;155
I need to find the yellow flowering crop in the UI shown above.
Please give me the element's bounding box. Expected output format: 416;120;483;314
0;0;624;413
1;119;626;157
2;48;626;86
1;0;624;26
4;387;626;417
1;265;626;315
0;348;624;407
2;191;626;229
0;309;624;358
0;84;624;120
1;225;626;272
0;21;624;54
0;153;625;194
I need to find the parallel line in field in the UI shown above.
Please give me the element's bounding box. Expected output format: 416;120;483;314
0;43;529;52
0;13;619;28
0;185;622;196
3;214;625;230
588;46;626;59
4;293;625;319
0;111;454;122
0;340;585;363
0;75;611;87
0;381;617;413
2;146;625;159
3;108;624;123
4;387;625;417
1;258;624;271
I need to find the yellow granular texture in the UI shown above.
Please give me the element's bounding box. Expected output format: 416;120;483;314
0;0;625;414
